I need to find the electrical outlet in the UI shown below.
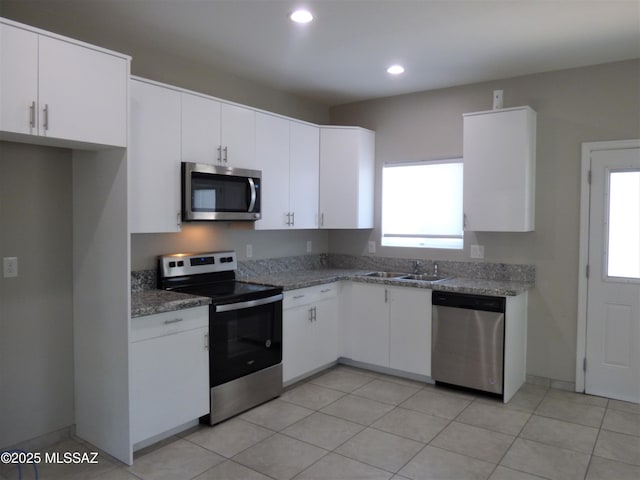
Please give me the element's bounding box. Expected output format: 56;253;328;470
470;245;485;259
368;241;376;254
3;257;18;278
246;244;253;258
306;240;312;253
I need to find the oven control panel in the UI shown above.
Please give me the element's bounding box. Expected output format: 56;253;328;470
160;251;238;278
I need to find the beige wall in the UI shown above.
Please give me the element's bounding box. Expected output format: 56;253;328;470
132;226;329;271
0;142;75;447
329;60;640;382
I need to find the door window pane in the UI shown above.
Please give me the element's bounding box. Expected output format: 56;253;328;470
607;170;640;278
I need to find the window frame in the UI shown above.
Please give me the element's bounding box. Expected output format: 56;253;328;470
381;157;464;250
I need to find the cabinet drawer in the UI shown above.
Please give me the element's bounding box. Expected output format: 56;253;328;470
131;306;208;343
284;283;338;309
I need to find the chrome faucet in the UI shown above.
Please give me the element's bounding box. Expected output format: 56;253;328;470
412;260;421;274
433;262;439;276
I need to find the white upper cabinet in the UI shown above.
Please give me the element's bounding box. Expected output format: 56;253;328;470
255;113;291;229
129;79;181;233
0;20;129;148
290;121;320;229
463;106;536;232
181;93;256;169
319;126;375;229
221;103;257;169
181;92;221;165
255;113;319;230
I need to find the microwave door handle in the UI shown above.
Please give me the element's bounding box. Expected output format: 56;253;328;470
247;178;257;212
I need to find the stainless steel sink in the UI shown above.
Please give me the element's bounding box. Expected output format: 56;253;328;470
363;271;410;279
404;273;450;282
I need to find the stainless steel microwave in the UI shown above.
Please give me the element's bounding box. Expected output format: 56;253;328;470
181;162;261;221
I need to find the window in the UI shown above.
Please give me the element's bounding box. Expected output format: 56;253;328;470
607;169;640;279
382;159;463;249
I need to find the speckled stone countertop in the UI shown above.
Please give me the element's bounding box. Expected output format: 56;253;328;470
131;254;534;317
131;289;211;318
243;269;532;296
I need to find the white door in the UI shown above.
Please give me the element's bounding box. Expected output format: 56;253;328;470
586;146;640;403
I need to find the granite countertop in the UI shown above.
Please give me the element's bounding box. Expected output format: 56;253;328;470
132;268;533;317
242;269;533;296
131;289;211;318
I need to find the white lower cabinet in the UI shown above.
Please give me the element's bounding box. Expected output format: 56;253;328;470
347;283;431;376
283;283;339;383
347;282;390;367
389;287;432;377
130;306;209;446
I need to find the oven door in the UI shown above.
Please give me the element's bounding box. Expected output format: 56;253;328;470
182;162;261;221
210;294;283;386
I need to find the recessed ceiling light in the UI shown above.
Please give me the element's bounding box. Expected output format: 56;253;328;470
290;9;314;24
387;65;405;75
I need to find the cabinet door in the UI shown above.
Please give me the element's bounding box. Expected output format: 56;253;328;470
0;23;39;136
255;113;291;230
463;107;536;231
290;122;319;229
129;80;182;233
314;295;339;367
319;127;374;229
131;326;209;444
181;93;221;165
38;35;128;147
389;287;431;376
283;304;314;383
220;103;256;169
349;283;389;367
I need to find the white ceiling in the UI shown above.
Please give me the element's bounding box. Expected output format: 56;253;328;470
6;0;640;105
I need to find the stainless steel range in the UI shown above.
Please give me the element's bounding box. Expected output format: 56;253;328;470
158;251;283;425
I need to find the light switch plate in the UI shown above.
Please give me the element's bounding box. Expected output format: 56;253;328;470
306;240;312;253
368;241;376;254
246;244;253;258
3;257;18;278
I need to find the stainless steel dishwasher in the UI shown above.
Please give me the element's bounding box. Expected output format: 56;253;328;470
431;291;506;395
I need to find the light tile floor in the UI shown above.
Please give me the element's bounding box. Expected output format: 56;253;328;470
2;365;639;480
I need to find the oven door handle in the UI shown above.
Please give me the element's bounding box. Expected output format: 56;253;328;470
215;293;283;313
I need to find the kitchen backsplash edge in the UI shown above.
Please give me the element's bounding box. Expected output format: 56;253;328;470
131;254;534;293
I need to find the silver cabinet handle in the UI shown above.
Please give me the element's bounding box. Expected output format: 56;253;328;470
43;104;49;131
291;211;295;227
164;318;183;325
384;289;388;303
223;146;228;163
286;212;292;226
204;333;209;350
293;294;305;299
320;213;324;227
313;306;317;321
308;307;313;322
217;145;222;163
29;101;36;128
320;288;331;293
177;211;181;227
